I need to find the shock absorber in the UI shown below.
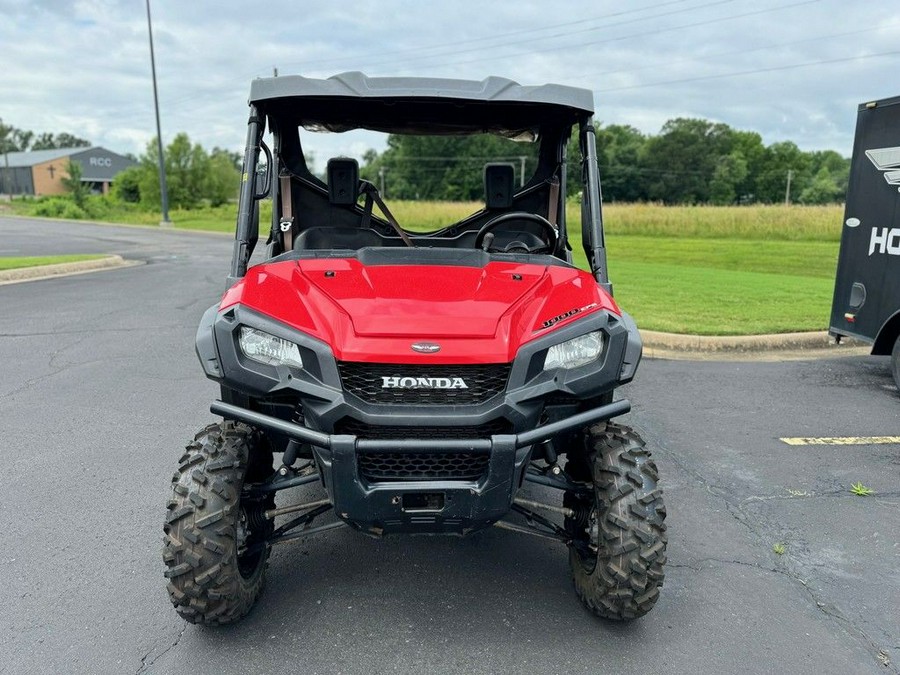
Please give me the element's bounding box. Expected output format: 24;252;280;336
281;405;305;468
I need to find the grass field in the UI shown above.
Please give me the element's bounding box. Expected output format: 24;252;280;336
0;254;108;271
4;197;844;334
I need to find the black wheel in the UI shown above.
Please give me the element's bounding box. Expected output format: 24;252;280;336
564;422;667;620
892;335;900;393
163;421;274;625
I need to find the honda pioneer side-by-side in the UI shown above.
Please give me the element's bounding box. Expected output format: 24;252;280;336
162;72;667;625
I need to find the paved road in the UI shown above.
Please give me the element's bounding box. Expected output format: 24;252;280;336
1;217;898;674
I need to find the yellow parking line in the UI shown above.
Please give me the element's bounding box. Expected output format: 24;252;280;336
780;436;900;446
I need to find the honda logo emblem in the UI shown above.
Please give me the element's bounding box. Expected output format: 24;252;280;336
411;342;441;354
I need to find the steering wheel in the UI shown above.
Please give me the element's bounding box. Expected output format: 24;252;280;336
474;212;558;254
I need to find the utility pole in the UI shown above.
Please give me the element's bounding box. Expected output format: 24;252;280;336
273;66;278;77
378;167;386;197
784;169;793;206
2;151;8;197
518;156;527;187
146;0;171;226
0;119;10;196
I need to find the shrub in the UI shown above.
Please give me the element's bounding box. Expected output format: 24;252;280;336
31;196;87;219
60;201;87;219
32;198;70;217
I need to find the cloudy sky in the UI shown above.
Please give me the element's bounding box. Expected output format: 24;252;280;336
1;0;898;163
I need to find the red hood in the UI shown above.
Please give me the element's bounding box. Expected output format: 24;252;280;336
220;258;619;364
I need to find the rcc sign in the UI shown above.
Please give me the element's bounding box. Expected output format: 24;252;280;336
88;157;113;168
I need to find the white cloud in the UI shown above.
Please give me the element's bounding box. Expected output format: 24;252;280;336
1;0;897;160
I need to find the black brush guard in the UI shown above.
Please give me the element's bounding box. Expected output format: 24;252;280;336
212;398;629;536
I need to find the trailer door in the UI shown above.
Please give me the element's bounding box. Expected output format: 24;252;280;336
830;95;900;348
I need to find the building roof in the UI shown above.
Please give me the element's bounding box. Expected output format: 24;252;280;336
1;147;98;168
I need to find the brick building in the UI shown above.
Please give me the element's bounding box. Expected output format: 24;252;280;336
0;146;136;196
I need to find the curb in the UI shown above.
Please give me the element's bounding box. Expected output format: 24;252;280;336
640;329;862;352
641;329;871;361
0;255;140;285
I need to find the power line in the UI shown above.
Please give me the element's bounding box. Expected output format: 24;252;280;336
353;0;741;74
367;0;819;74
100;0;824;124
103;0;716;122
276;0;699;71
593;48;900;92
582;22;885;81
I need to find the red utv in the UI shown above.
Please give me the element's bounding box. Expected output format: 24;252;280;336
163;72;666;625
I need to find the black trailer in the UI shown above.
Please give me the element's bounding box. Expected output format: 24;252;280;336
830;94;900;390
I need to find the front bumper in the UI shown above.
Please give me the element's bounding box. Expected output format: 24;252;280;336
212;398;631;535
197;303;642;435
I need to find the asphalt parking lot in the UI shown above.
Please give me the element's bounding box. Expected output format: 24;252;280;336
1;217;897;674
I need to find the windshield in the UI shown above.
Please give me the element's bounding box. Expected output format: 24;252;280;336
294;128;541;232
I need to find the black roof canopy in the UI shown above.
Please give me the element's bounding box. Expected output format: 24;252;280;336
250;72;595;135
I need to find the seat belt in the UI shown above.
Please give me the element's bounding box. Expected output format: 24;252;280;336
547;177;560;227
360;191;374;231
363;183;415;247
279;174;295;251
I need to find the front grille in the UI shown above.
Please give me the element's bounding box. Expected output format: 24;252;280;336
338;362;511;405
359;452;490;482
336;418;511;439
337;419;509;482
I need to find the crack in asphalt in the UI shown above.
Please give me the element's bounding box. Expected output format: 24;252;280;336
0;332;93;402
136;625;186;674
668;549;898;672
0;325;198;401
635;420;898;673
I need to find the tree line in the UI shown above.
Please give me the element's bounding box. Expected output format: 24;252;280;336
0;118;91;153
359;118;850;205
4;116;849;208
113;134;241;208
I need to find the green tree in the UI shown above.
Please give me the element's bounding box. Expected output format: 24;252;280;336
140;134;204;208
642;118;735;204
0;118;17;153
753;141;811;203
709;152;749;205
595;124;648;202
728;130;765;202
0;120;36;152
112;165;144;203
31;132;90;150
361;133;538;201
809;150;850;196
205;151;240;206
798;166;844;204
211;147;242;170
137;133;239;208
61;159;89;207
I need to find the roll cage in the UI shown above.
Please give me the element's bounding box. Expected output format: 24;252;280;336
228;72;610;292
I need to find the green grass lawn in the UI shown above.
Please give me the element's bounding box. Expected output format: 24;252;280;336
571;236;838;334
4;197;841;335
0;254;108;271
609;261;834;335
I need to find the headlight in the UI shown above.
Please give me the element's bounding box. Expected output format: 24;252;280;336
543;331;604;370
238;327;303;368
